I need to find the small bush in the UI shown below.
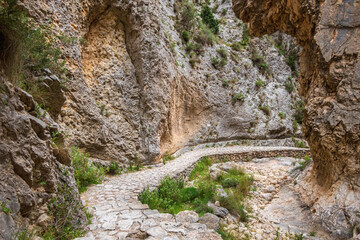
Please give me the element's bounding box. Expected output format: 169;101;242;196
194;26;216;46
179;1;197;30
211;57;227;69
230;42;241;51
240;24;250;46
293;120;299;132
259;105;271;116
286;54;297;72
43;180;89;239
278;111;285;119
222;9;227;15
285;80;294;93
186;41;203;54
255;79;264;88
232;92;245;103
216;47;228;59
200;5;219;34
182;30;190;42
222;80;229;88
108;161;122;175
71;147;105;193
293;100;305;124
163;152;175;164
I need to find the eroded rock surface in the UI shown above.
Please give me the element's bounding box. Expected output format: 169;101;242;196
0;75;86;239
232;0;360;237
18;0;304;166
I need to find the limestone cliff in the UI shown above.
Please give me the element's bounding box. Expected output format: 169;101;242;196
18;0;303;166
232;0;360;237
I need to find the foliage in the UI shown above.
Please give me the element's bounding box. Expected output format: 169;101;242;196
259;105;271;116
107;161;122;175
298;155;311;170
222;79;229;88
293;100;305;124
278;111;285;119
1;202;12;215
285;80;294;93
163;152;175;164
240;24;250;46
230;42;241;51
42;180;88;239
232;92;245;104
200;5;219;34
182;30;190;42
293;120;299;132
211;57;226;69
178;1;197;30
255;79;264;88
250;51;270;76
216;47;228;59
71;147;105;193
286;54;297;72
217;224;236;240
0;0;68;89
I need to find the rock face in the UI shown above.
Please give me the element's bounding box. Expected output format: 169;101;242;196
18;0;304;166
232;0;360;238
0;74;86;239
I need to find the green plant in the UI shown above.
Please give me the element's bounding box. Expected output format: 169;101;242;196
259;105;271;116
1;202;12;215
217;224;236;240
255;79;264;88
285;80;294;93
194;25;216;46
309;231;316;237
216;47;228;59
293;100;305;124
182;30;190;42
222;80;229;88
71;147;105;193
286;54;297;72
14;229;35;240
293;120;298;132
108;161;122;175
230;42;241;51
240;24;250;46
295;140;306;149
211;57;226;69
221;9;227;15
43;180;87;239
274;42;285;56
200;5;219;34
232;92;245;104
163;152;175;164
0;0;68;93
278;111;285;119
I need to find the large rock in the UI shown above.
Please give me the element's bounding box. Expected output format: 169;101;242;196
175;210;199;223
232;0;360;238
198;213;220;230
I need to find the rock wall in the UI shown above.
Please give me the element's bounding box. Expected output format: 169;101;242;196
18;0;304;166
232;0;360;237
0;73;86;239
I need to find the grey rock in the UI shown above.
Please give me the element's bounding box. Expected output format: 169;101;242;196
146;226;167;238
207;202;229;218
198;213;220;230
175;210;199;223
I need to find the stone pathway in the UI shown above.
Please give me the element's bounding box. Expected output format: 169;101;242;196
77;146;311;240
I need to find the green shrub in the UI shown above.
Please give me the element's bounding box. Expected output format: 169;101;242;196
0;0;68;89
278;111;285;119
255;79;264;88
286;54;297;72
222;80;229;88
293;120;299;132
259;105;271;116
240;24;250;46
250;52;270;76
182;30;190;42
71;147;105;193
43;180;89;239
211;57;226;69
179;1;197;30
285;80;294;93
108;161;122;175
293;100;305;124
194;25;216;45
200;5;219;34
189;156;212;180
222;9;227;15
163;152;175;164
230;42;241;51
216;47;228;59
186;41;203;54
0;202;12;215
232;92;245;103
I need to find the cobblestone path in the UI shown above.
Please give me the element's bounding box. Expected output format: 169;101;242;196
77;146;309;240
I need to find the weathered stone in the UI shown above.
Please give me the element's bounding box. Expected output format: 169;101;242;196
199;213;220;230
207;202;229;218
146;227;167;238
175;210;199;223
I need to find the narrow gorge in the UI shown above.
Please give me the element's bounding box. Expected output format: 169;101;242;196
0;0;358;239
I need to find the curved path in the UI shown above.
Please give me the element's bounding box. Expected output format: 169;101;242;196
77;146;310;240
